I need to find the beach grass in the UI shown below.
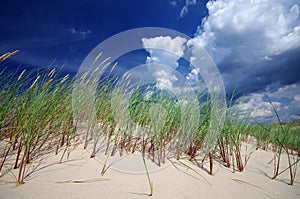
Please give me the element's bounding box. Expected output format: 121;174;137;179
0;52;299;193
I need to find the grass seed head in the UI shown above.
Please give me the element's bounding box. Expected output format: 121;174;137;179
48;68;56;78
18;69;26;81
61;74;70;83
93;51;103;64
100;57;111;66
110;62;118;73
0;50;19;61
30;75;40;89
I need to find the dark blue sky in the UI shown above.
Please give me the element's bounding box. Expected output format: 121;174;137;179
1;0;300;123
0;0;208;71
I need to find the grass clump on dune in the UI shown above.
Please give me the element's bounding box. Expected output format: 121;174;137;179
0;64;75;184
0;51;299;193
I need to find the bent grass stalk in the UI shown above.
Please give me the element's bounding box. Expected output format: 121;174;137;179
142;138;153;196
267;98;299;185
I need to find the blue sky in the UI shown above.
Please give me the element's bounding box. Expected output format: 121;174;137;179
1;0;300;123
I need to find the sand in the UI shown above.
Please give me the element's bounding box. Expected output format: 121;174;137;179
0;143;299;199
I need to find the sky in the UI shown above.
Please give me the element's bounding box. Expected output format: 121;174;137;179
0;0;300;123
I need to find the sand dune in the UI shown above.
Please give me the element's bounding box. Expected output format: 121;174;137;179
0;143;299;199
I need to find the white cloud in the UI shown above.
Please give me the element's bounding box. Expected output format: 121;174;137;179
142;36;187;60
145;0;300;123
180;0;198;18
186;68;200;81
69;28;77;34
233;84;300;123
187;0;197;5
180;6;189;18
294;95;300;102
270;83;300;97
154;69;178;90
142;36;187;90
169;0;177;7
68;28;91;39
79;30;92;38
193;0;300;62
234;93;280;118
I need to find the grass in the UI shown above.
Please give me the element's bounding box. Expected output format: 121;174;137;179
0;51;299;194
249;99;300;185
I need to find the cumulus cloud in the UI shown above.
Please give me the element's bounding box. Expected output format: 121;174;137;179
179;0;300;123
233;93;280;122
186;68;200;81
142;36;187;90
141;0;300;123
142;36;186;61
196;0;300;56
154;69;178;90
190;0;300;94
233;83;300;123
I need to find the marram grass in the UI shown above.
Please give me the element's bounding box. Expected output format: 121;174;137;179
0;51;299;194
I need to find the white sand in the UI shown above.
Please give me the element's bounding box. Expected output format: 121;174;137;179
0;144;299;199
